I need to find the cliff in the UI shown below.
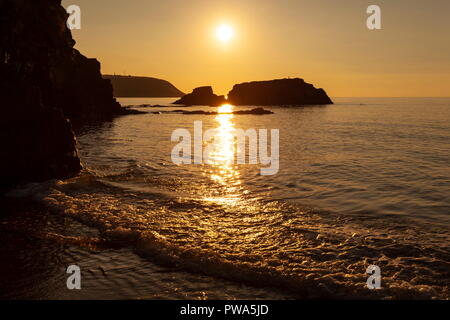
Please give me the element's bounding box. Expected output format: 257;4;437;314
227;78;333;106
104;75;184;98
0;0;127;191
173;86;226;106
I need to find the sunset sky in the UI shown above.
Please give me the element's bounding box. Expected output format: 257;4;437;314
62;0;450;97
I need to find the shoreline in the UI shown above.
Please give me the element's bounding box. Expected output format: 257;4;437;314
1;176;448;300
0;196;292;300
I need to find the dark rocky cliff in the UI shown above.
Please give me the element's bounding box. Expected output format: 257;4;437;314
228;78;333;106
0;0;126;192
104;75;184;98
173;86;226;106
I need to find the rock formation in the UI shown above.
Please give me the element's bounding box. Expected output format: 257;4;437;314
1;76;82;192
160;107;274;115
227;78;333;106
173;86;227;106
0;0;129;192
104;75;184;98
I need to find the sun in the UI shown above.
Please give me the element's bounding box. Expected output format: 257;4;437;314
216;24;234;43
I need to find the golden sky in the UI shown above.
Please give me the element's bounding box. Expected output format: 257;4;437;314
63;0;450;97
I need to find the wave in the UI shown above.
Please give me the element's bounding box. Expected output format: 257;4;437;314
5;171;450;299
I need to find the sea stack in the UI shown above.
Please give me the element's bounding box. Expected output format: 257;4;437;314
227;78;333;106
173;86;227;106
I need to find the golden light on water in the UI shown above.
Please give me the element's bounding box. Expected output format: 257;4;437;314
210;104;238;182
203;104;242;204
218;104;233;114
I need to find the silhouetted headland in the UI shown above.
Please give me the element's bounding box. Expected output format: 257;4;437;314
103;75;184;98
0;0;136;192
173;86;227;106
228;78;333;106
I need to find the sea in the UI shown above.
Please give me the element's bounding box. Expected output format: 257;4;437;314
1;97;449;299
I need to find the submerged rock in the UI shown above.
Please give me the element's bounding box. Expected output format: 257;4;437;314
173;86;227;106
228;78;333;106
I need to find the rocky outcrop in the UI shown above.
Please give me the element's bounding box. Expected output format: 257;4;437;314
173;86;226;106
54;53;126;121
159;107;273;115
228;78;333;106
0;0;128;191
0;76;82;193
233;107;274;115
104;75;184;98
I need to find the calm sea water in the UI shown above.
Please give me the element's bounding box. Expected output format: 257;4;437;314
5;97;450;299
81;97;450;224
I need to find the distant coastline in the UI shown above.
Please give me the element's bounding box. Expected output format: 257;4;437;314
103;75;185;98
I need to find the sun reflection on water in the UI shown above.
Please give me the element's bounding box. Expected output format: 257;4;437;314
203;104;242;204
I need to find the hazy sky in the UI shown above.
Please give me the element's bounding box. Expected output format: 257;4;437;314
62;0;450;97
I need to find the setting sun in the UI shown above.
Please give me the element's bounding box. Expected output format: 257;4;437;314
216;24;234;43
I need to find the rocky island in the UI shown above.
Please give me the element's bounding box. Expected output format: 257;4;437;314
173;86;227;106
227;78;333;106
